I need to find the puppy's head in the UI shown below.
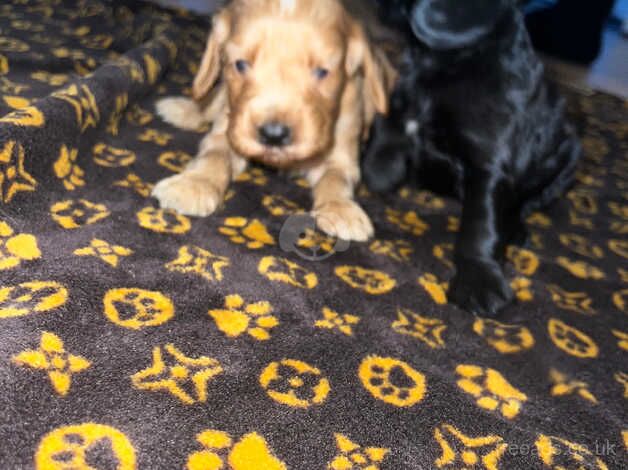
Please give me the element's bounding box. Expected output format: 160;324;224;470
409;0;513;50
193;0;390;167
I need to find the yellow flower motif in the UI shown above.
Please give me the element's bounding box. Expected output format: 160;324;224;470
511;277;534;302
328;434;389;470
385;208;429;236
0;140;37;202
50;199;110;229
456;365;527;419
53;145;85;191
138;128;173;146
166;245;230;282
219;217;275;249
547;285;595;315
615;372;628;398
74;238;132;267
209;294;279;341
113;173;153;197
369;239;413;262
549;369;597;404
526;212;552;227
556;256;605;280
12;331;90;396
0;221;40;270
187;430;287;470
316;307;360;336
51;83;99;132
263;194;304;217
418;273;448;305
236;167;268;186
434;424;507;470
535;434;609;470
132;344;223;405
612;330;628;351
158;150;192;173
548;318;599;359
392;308;446;349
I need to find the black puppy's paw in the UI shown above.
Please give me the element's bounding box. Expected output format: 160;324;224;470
449;258;513;316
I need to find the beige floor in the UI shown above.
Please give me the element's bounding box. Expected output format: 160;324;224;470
155;0;628;99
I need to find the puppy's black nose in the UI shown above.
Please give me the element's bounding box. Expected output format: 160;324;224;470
258;122;292;147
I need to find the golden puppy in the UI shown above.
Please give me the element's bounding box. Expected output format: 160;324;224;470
153;0;395;241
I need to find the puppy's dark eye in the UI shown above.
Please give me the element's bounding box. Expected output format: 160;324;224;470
313;67;329;80
235;59;249;74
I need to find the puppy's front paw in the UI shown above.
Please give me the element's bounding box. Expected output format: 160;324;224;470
156;96;204;131
312;199;374;242
449;258;513;316
152;173;222;217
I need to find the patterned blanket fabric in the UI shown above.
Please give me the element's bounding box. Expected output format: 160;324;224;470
0;1;627;469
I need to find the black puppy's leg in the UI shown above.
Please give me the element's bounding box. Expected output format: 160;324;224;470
449;168;515;316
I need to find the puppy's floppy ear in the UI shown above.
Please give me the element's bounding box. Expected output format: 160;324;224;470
410;0;511;50
192;9;231;101
346;21;397;115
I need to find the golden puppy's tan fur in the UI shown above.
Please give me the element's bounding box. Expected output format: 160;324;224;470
153;0;395;241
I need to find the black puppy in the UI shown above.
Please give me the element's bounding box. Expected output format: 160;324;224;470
363;0;581;316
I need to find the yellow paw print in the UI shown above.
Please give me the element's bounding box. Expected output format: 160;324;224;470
315;307;360;336
209;294;279;341
114;173;153;197
260;359;330;408
335;266;396;295
511;277;534;302
187;430;286;470
418;273;448;305
359;356;426;407
434;424;507;470
103;288;175;330
549;369;598;404
456;365;527;419
158;150;192;173
473;318;534;354
328;434;389;470
0;221;40;270
258;256;318;289
560;233;604;259
506;246;539;276
392;308;446;349
166;245;230;282
74;238;132;267
219;218;275;249
385;208;429;236
53;145;85;191
548;318;598;358
13;331;90;396
137;206;191;234
547;285;595;315
93;143;136;167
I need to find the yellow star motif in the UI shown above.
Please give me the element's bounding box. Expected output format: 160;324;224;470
328;434;389;470
166;245;230;282
12;331;90;396
113;173;153;197
549;369;598;404
392;308;446;348
315;308;360;336
51;83;100;132
0;140;37;203
132;344;223;405
434;424;507;470
74;239;133;267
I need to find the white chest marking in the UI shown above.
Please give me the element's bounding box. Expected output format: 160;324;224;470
279;0;297;14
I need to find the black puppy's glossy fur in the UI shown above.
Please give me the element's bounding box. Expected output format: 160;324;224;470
364;0;581;316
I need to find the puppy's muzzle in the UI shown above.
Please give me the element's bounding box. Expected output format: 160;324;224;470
257;121;293;147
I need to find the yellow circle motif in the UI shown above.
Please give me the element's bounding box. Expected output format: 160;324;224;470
35;422;136;470
51;199;110;229
358;356;426;407
259;359;330;408
548;318;599;359
0;281;68;318
137;206;191;234
93;143;136;167
335;266;396;295
104;288;174;330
